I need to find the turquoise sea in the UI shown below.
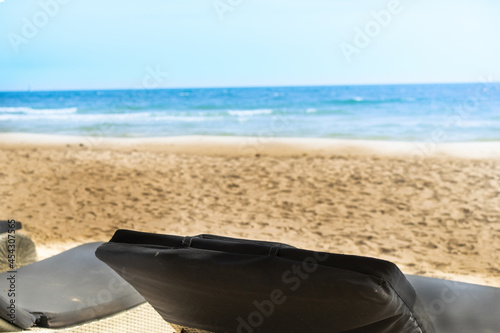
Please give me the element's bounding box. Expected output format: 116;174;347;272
1;83;499;142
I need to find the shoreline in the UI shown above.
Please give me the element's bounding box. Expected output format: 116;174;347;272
1;133;500;159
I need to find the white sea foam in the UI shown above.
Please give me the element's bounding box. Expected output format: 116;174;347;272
306;108;317;113
0;113;123;122
227;109;273;117
0;111;215;123
151;115;216;122
0;107;77;114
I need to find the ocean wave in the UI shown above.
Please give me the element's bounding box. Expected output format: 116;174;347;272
151;115;218;122
301;108;350;115
0;113;141;122
325;98;366;105
227;109;273;117
325;97;419;105
193;105;225;110
0;107;77;114
0;112;218;123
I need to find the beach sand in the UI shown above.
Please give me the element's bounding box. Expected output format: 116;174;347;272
1;134;499;287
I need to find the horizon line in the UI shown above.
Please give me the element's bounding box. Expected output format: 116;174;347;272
1;80;499;93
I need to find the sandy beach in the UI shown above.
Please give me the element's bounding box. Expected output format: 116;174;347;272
1;134;499;287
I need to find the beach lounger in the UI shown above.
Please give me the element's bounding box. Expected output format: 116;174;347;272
0;242;175;332
406;275;500;333
96;230;500;333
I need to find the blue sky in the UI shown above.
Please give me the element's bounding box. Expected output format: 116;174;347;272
1;0;499;91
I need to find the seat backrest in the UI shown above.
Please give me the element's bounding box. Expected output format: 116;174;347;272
97;230;435;333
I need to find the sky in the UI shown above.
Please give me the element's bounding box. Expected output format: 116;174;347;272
1;0;499;91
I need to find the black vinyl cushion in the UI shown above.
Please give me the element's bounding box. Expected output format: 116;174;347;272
96;230;435;333
407;275;500;333
0;242;145;329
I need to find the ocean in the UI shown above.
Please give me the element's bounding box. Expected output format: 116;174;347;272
1;83;499;142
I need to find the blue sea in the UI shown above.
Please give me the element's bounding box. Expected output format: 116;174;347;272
1;83;499;142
